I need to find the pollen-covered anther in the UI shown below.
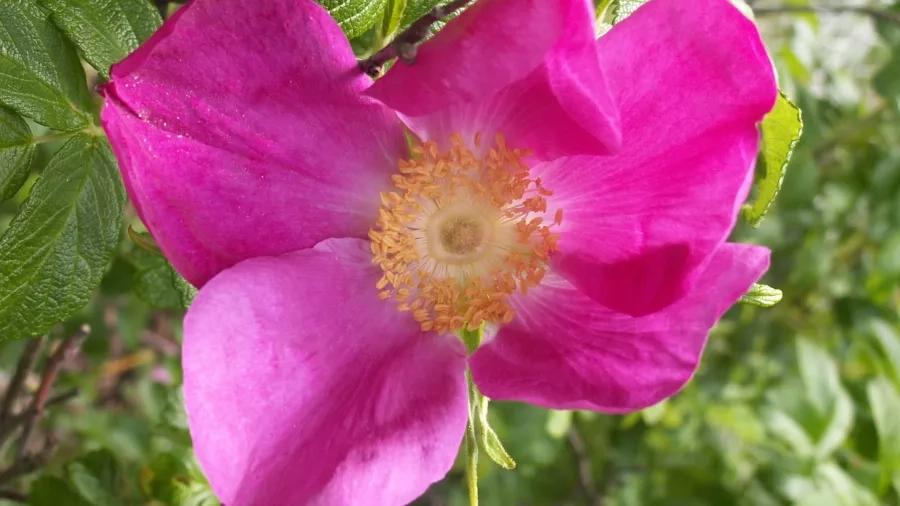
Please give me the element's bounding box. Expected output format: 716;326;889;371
369;132;562;334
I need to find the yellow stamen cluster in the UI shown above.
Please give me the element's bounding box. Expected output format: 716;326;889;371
369;132;562;334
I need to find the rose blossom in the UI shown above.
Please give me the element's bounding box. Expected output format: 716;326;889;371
100;0;777;503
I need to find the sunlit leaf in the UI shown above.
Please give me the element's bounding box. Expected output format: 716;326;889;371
740;283;783;307
743;92;803;227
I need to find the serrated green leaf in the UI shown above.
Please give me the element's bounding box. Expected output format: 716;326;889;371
867;377;900;496
742;92;803;227
612;0;647;23
0;133;125;340
318;0;387;39
399;0;444;28
0;105;35;202
133;255;196;310
0;0;94;131
740;283;784;307
28;476;93;506
37;0;162;79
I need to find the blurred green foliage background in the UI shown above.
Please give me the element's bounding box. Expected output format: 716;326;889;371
1;0;899;505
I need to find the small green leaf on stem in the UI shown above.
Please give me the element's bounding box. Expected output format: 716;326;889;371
127;226;163;256
478;406;516;470
466;368;516;471
740;283;784;307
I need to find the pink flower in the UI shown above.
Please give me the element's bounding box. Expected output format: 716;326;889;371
100;0;777;503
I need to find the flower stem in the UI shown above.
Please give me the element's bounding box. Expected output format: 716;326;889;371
465;370;479;506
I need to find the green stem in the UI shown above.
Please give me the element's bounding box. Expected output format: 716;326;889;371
32;125;104;145
465;370;479;506
31;131;76;145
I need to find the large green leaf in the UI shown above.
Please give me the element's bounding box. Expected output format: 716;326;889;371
0;0;94;131
318;0;387;39
37;0;162;79
742;92;803;227
0;105;35;202
0;134;125;340
399;0;444;29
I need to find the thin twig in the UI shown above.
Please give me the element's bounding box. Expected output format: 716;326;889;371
0;490;27;503
0;337;45;428
0;435;59;486
16;326;88;459
0;489;27;503
754;5;900;27
568;425;603;506
0;389;81;450
359;0;471;77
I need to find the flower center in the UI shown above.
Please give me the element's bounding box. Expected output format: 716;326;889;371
439;216;484;255
369;132;562;334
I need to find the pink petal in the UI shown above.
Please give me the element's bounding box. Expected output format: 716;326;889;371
369;0;620;160
100;0;408;287
469;243;769;413
536;0;777;315
183;238;468;505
